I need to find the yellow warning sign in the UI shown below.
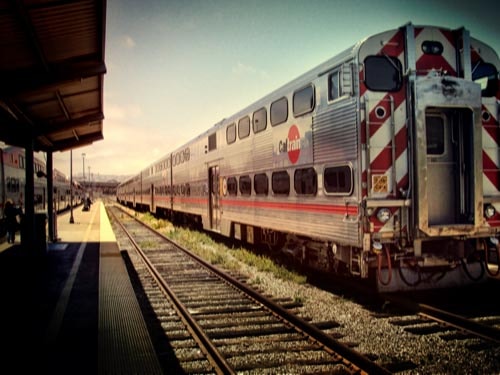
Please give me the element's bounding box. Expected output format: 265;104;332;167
372;175;388;193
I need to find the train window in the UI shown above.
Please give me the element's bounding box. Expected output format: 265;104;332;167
270;97;288;126
226;123;236;144
253;107;267;133
294;167;317;195
426;116;445;155
364;55;402;92
8;178;20;193
472;62;498;97
238;116;251;139
208;133;217;151
324;165;353;195
272;170;290;195
227;177;238;196
293;85;315;116
328;70;341;101
239;175;252;195
254;173;268;195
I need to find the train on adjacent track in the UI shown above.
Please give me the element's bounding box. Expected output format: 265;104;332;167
0;146;83;237
117;23;500;292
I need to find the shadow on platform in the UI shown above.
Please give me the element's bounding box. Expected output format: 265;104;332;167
0;242;99;374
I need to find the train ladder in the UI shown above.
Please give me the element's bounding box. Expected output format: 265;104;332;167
350;251;362;276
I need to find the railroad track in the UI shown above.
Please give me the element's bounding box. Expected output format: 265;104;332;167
383;292;500;346
374;284;500;362
107;205;390;374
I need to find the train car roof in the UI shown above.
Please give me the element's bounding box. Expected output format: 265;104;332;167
122;23;500;183
0;0;107;153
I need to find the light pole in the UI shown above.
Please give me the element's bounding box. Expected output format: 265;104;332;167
88;166;91;197
82;152;86;190
69;150;74;223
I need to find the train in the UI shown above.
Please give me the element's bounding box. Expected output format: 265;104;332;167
0;146;84;237
117;23;500;292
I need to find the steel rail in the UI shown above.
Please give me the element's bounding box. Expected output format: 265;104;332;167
107;206;234;375
384;294;500;344
112;205;391;375
418;304;500;344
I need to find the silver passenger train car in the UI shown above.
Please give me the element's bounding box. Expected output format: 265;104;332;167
117;24;500;291
1;146;84;238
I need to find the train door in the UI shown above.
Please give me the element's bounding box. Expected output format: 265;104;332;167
426;109;474;225
208;166;220;231
151;183;154;213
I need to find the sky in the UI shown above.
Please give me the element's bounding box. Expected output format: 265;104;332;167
46;0;499;180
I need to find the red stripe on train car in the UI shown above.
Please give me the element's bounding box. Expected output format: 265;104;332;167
221;199;359;216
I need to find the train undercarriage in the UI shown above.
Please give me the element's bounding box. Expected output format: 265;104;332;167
120;199;499;293
257;227;499;292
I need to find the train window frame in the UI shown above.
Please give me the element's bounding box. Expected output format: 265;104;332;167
425;115;445;156
254;173;269;195
227;177;238;196
226;123;236;144
238;116;251;139
253;107;267;134
239;175;252;196
293;84;315;117
364;55;402;92
324;165;353;195
328;69;342;101
270;97;288;126
472;62;498;98
208;133;217;151
272;170;290;195
294;167;317;195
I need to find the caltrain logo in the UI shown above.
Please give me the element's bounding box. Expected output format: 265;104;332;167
278;125;301;164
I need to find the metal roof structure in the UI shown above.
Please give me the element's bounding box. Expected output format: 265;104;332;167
0;0;106;152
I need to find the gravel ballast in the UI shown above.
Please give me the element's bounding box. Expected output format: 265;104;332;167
111;206;500;374
240;264;500;374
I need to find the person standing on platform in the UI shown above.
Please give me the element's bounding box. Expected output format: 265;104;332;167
4;199;19;244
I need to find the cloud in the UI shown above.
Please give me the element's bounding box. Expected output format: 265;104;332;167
232;62;269;79
232;62;257;75
105;104;142;120
121;35;136;49
105;105;126;120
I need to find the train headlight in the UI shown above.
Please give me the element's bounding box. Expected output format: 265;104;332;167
377;208;391;223
372;241;383;254
484;204;496;219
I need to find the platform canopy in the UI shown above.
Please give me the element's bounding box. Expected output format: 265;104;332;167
0;0;106;152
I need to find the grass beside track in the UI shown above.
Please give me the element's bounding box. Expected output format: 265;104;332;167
135;211;307;285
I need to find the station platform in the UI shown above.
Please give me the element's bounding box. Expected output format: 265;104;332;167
0;200;163;374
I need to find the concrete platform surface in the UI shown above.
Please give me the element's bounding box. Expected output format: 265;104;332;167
0;200;162;374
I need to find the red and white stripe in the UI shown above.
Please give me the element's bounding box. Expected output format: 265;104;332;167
414;27;457;76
